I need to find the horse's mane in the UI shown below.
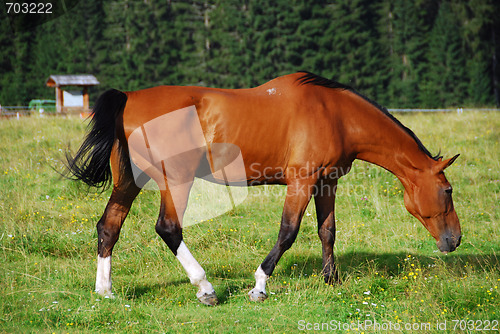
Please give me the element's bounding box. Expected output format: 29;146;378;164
296;71;441;161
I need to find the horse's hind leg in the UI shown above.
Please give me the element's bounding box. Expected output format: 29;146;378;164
314;179;339;284
155;184;218;306
95;148;141;297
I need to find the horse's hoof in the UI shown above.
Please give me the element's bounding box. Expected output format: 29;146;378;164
95;289;115;299
198;292;218;306
248;289;268;302
323;271;341;286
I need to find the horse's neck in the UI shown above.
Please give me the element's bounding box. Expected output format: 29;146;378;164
346;103;433;187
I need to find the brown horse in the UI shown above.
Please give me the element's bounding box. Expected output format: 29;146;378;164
66;72;461;305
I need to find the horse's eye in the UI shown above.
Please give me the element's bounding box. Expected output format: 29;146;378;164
444;188;453;195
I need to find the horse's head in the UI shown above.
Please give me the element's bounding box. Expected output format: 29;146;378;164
403;154;461;253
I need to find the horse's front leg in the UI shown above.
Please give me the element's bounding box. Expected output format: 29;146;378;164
249;178;316;301
314;179;339;284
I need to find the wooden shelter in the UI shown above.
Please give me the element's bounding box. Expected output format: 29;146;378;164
46;75;100;113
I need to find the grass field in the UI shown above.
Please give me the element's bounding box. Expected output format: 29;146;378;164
0;111;499;333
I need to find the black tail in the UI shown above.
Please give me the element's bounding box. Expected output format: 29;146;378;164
65;89;128;189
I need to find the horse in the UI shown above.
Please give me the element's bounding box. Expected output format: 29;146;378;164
66;72;461;306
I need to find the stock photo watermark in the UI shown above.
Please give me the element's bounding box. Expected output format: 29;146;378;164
1;0;80;33
298;319;499;332
128;105;248;227
126;104;382;227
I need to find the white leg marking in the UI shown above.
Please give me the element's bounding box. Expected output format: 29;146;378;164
95;255;113;297
248;265;269;301
176;241;215;299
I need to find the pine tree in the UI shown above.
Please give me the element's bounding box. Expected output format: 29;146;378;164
169;1;209;86
7;31;33;105
423;1;467;107
383;0;429;107
460;0;496;106
468;53;491;106
0;11;18;105
293;0;333;75
494;0;500;106
205;0;250;87
325;0;388;102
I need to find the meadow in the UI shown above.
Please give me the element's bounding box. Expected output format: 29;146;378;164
0;111;498;333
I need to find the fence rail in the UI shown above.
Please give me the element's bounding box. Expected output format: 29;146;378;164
0;106;94;118
1;106;499;118
388;108;500;113
0;106;31;118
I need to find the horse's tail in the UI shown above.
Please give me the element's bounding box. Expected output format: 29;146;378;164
65;89;128;189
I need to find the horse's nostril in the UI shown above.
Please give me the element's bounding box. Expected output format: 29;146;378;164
444;234;461;252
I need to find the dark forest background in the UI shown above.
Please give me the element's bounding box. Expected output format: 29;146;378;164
1;0;499;108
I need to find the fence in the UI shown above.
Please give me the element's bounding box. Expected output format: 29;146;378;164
0;106;31;118
388;108;500;113
1;106;499;119
0;106;93;118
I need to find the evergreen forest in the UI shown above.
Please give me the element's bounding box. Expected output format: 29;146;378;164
1;0;499;108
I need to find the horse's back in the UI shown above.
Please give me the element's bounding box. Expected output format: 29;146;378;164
121;73;349;182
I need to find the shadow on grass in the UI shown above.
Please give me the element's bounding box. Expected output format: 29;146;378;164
124;280;252;305
120;252;498;302
279;251;499;281
122;279;188;299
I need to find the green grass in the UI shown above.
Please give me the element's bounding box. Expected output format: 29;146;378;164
0;111;499;333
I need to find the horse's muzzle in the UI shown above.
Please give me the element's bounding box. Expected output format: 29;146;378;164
437;233;462;253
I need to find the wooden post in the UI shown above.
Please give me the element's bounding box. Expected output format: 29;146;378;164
82;86;89;111
55;87;63;113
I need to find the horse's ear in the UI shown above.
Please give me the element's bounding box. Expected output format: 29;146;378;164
434;154;460;173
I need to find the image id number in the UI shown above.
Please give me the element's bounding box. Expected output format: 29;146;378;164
6;2;53;14
452;320;499;331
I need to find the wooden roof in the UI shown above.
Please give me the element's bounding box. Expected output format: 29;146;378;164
46;75;100;87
